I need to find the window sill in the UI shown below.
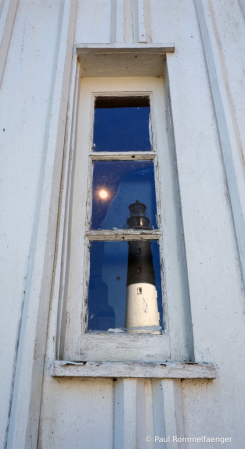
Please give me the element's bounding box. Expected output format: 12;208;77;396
51;361;216;379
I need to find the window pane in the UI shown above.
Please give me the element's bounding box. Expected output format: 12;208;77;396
87;240;163;333
93;96;152;152
91;160;158;230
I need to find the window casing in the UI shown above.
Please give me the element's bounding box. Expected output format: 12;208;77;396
60;76;191;362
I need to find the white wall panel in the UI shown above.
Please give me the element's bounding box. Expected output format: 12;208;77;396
75;0;111;44
38;378;114;449
1;0;245;447
182;378;241;448
210;0;245;163
0;1;62;447
5;0;78;447
150;0;245;447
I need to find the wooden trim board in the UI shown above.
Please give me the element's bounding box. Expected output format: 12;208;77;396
51;361;216;379
76;43;175;55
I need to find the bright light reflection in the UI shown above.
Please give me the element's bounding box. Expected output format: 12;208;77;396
99;189;108;199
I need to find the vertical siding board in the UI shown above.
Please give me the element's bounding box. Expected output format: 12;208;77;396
144;380;155;449
75;0;111;44
240;0;245;17
137;0;146;42
114;379;137;449
0;0;19;87
195;0;245;296
136;380;147;449
0;1;63;447
110;0;152;44
162;380;185;449
55;56;80;361
152;380;167;448
114;379;125;449
6;1;78;448
111;0;124;43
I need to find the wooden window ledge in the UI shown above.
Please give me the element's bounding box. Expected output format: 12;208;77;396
51;361;216;379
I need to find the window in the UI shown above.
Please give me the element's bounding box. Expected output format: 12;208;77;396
61;76;191;362
87;95;163;335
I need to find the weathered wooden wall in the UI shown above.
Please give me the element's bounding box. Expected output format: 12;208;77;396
1;1;245;448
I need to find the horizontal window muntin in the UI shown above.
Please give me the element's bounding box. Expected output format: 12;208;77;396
86;231;162;241
90;152;155;160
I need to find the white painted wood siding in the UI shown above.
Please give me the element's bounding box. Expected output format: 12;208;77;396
0;1;245;448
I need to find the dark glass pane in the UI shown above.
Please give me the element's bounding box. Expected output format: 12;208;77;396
91;160;157;230
93;96;152;152
87;240;163;333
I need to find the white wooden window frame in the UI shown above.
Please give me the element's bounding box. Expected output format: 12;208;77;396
57;73;193;363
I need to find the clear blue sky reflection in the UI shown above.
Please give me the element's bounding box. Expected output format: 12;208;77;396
91;160;158;230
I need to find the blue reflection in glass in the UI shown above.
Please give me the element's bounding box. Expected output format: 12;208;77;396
87;241;163;332
93;96;152;152
91;161;157;230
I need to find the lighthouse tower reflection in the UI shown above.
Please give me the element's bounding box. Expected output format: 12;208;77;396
125;201;161;333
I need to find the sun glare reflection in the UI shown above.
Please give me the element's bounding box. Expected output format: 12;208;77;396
99;189;108;199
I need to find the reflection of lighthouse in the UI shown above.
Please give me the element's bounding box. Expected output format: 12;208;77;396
125;200;160;333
